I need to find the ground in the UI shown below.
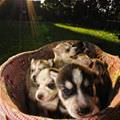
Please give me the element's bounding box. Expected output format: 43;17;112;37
0;21;120;65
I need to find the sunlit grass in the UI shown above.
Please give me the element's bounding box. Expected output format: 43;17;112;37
0;21;119;64
54;23;119;43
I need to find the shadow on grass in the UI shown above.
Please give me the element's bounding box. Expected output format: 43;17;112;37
0;21;120;64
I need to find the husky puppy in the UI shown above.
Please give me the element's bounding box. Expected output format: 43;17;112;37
34;67;59;111
53;42;92;68
53;41;99;67
53;42;77;68
53;62;112;119
26;58;59;116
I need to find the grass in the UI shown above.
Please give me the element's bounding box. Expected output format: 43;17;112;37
54;23;119;43
0;21;120;64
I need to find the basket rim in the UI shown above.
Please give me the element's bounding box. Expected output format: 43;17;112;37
0;40;120;120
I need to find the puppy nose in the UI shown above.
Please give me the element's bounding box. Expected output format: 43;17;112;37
37;94;44;100
78;106;91;115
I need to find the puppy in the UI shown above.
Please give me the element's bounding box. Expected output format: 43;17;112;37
53;62;112;119
53;42;77;68
53;42;92;68
53;41;99;66
34;67;59;111
26;58;59;116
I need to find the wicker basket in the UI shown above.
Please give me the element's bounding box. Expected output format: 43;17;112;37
0;40;120;120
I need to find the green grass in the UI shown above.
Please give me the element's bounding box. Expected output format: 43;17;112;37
0;21;120;64
55;23;119;43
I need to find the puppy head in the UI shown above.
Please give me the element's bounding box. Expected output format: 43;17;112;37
33;68;59;111
54;63;102;118
28;59;59;111
30;58;53;83
53;42;77;61
27;58;50;101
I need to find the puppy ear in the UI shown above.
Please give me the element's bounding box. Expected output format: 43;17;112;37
53;47;57;53
31;58;35;64
50;70;58;82
53;46;61;57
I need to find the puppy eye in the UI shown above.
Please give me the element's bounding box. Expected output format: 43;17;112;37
47;81;56;90
65;46;70;52
63;88;69;94
32;76;40;87
87;86;94;96
83;85;94;96
66;48;70;52
32;81;40;88
62;88;73;99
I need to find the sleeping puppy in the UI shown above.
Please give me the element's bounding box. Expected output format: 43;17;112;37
26;58;59;116
53;42;92;68
52;62;112;119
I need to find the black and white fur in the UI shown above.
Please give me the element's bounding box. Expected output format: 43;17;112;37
53;62;112;119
